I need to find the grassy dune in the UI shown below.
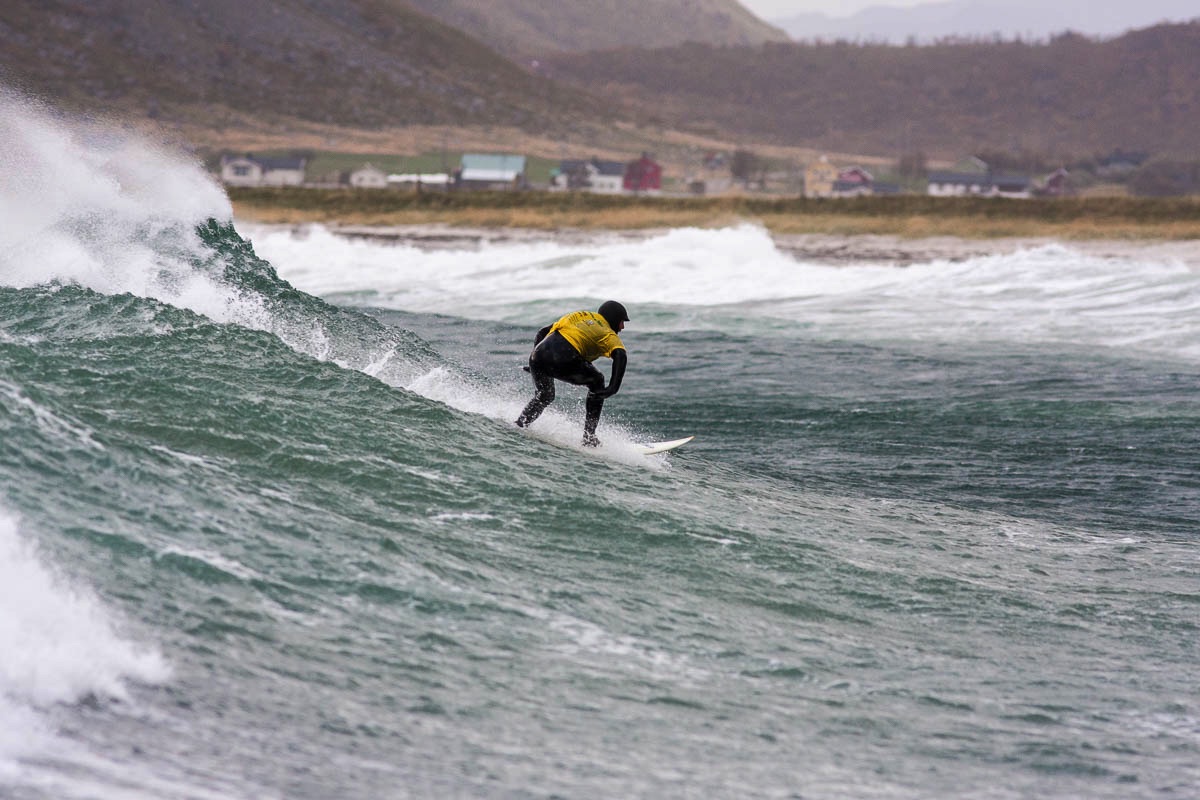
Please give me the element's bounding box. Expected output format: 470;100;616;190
228;188;1200;240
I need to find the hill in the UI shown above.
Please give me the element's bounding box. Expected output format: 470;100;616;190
0;0;599;132
542;23;1200;159
404;0;788;59
5;1;1200;166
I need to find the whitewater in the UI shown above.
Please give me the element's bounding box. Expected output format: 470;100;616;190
2;91;1198;799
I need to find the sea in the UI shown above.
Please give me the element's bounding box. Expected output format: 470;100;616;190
2;93;1198;800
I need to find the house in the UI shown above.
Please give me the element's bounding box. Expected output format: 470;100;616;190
804;156;839;197
1038;168;1071;196
926;171;993;196
927;171;1032;198
623;154;662;194
991;174;1032;199
552;158;627;193
839;166;873;186
457;154;527;190
832;166;874;197
219;154;306;187
387;173;452;190
348;163;388;189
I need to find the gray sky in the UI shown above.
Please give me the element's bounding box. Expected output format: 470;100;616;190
740;0;1200;23
741;0;942;19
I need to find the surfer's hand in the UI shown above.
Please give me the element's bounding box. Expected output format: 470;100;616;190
591;385;618;399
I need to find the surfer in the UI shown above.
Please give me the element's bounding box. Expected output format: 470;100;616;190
515;300;629;447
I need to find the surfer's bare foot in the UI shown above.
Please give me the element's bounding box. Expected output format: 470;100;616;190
582;433;600;447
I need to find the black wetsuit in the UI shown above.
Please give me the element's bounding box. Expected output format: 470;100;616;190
515;327;627;444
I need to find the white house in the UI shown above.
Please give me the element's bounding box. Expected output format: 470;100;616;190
552;158;627;194
349;163;388;189
990;175;1033;199
220;155;262;186
386;173;452;189
458;154;527;190
927;171;1032;198
220;155;306;187
927;171;991;196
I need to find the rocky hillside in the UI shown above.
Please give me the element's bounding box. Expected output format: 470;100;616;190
543;23;1200;159
5;0;1198;163
0;0;599;131
403;0;788;59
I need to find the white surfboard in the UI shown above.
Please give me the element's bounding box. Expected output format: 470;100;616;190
635;436;694;455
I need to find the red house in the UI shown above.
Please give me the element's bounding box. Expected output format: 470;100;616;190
623;154;662;193
837;166;873;185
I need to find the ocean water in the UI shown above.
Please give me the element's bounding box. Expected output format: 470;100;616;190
2;94;1199;800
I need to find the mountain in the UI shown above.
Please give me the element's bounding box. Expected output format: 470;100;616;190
5;0;1200;163
772;0;1200;44
541;22;1200;159
404;0;789;60
0;0;599;132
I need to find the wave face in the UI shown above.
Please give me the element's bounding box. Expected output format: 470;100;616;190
3;94;1200;799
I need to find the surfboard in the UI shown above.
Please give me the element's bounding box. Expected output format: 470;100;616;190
635;435;694;455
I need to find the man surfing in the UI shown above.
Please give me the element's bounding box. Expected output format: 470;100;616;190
515;300;629;447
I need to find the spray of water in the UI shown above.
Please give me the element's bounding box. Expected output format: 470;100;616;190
0;88;253;321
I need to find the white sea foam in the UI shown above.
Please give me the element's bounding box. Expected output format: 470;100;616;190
0;91;385;384
241;223;803;312
0;88;269;330
247;222;1200;362
405;365;662;465
0;507;170;772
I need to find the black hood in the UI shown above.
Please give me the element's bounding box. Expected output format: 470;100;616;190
598;300;629;329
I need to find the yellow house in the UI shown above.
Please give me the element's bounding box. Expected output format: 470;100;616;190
804;156;839;198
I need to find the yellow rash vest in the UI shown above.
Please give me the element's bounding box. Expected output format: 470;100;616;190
549;310;625;362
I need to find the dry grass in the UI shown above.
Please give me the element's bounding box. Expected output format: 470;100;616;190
228;188;1200;241
755;214;1200;240
232;202;750;231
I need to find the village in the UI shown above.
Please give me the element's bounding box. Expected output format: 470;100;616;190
217;149;1100;200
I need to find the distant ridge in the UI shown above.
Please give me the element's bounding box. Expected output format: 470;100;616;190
773;0;1200;44
543;22;1200;158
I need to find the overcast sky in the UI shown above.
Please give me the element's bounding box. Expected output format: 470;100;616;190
740;0;1199;22
741;0;942;19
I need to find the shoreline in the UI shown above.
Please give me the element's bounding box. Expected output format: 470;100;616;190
228;188;1200;265
240;219;1200;268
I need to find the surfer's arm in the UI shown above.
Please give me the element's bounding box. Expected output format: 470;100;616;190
533;324;552;345
595;348;626;397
